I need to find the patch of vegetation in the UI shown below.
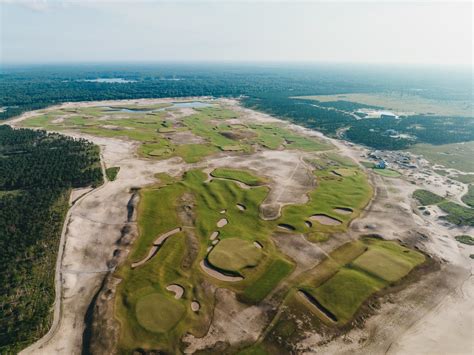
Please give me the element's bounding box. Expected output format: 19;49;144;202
413;189;445;205
0;126;102;353
211;168;266;186
412;189;474;227
461;185;474;208
455;235;474;246
105;166;120;181
438;202;474;227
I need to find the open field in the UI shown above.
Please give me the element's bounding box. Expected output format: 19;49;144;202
296;92;473;117
408;141;474;173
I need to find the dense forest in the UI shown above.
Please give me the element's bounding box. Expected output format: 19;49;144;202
0;126;102;353
1;64;473;151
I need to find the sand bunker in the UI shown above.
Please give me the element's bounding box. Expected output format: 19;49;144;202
309;214;342;226
298;290;338;322
217;218;228;227
220;209;226;214
166;284;184;299
199;260;243;282
210;231;219;240
333;207;353;215
254;241;263;249
191;301;200;312
278;223;296;231
236;203;246;211
131;227;182;268
305;220;313;228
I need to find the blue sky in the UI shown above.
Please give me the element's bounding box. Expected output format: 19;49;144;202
1;1;472;66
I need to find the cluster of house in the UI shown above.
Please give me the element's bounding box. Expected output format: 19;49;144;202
367;150;418;170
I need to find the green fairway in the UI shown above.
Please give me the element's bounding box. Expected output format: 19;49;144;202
308;268;385;323
240;258;294;303
208;238;262;273
279;167;372;239
352;244;425;282
114;168;294;352
299;237;425;324
135;293;185;333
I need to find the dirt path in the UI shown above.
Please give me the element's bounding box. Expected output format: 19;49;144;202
19;153;109;355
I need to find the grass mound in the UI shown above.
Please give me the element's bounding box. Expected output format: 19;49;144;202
211;168;265;186
208;238;262;273
135;293;185;333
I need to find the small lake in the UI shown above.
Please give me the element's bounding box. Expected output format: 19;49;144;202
102;101;213;113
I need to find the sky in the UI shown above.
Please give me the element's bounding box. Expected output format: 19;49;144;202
1;0;472;67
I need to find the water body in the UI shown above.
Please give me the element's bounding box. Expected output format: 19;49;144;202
80;78;137;83
102;101;212;113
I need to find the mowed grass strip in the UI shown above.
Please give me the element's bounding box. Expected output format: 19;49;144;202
240;258;295;303
352;243;424;282
308;268;385;323
208;238;262;273
135;293;185;333
211;168;266;186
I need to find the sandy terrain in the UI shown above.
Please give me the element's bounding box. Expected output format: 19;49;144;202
8;97;473;354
